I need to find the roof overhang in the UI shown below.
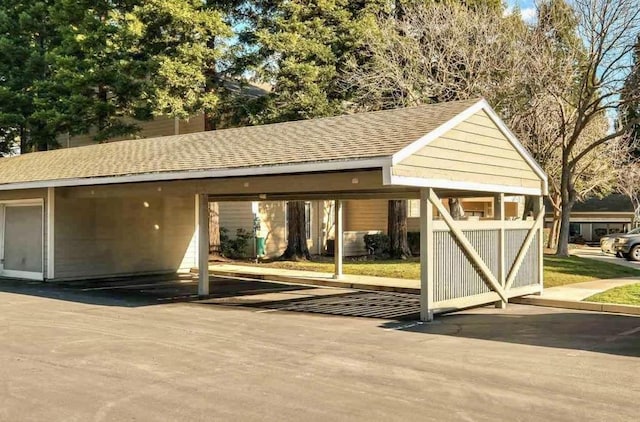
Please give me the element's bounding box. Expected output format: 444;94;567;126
0;157;391;192
0;99;548;197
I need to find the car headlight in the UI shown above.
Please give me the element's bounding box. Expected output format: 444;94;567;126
618;238;629;244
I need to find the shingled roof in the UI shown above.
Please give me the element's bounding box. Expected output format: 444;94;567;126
0;98;481;188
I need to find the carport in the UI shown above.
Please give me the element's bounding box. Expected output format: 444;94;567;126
0;98;547;321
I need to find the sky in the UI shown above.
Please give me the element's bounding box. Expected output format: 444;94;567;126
505;0;537;23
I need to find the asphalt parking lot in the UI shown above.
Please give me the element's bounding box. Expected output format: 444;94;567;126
1;276;639;421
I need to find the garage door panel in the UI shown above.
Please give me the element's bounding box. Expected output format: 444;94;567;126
4;206;43;273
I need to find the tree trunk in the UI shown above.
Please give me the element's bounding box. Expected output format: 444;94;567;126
387;200;411;259
208;201;221;256
556;165;576;257
547;193;562;250
281;201;310;260
19;126;27;155
522;196;534;220
448;198;465;220
548;217;560;250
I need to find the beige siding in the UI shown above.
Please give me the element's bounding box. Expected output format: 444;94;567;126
218;202;254;240
259;201;287;257
0;189;48;277
54;192;195;280
61;115;205;148
392;110;542;190
218;200;320;258
344;199;388;233
179;113;206;134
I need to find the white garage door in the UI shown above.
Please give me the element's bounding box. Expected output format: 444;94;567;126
1;204;43;280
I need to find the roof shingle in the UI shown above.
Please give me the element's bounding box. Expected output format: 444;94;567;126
0;98;480;186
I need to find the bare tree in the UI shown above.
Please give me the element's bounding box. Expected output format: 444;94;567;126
613;137;640;226
345;1;639;254
551;0;640;256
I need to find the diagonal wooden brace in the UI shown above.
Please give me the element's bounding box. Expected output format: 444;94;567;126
428;190;508;303
505;210;544;291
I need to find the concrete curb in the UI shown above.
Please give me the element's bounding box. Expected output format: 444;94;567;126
511;296;640;316
204;269;421;295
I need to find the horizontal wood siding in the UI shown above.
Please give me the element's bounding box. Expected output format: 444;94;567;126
393;110;542;190
344;199;388;233
0;189;48;277
218;201;254;240
62;115;205;148
54;192;195;279
179;113;205;134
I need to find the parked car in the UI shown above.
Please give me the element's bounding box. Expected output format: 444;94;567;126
612;227;640;261
600;235;618;255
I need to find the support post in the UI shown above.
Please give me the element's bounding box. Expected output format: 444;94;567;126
197;193;210;296
420;188;434;321
47;187;55;280
534;195;544;293
333;199;343;279
494;193;506;309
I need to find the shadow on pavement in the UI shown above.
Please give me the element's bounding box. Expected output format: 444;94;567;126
380;307;640;358
0;274;315;308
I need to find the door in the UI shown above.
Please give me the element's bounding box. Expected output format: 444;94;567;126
0;204;44;280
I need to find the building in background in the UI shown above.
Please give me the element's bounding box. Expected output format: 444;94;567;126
545;194;636;244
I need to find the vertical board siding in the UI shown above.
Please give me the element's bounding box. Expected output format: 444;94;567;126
505;229;540;288
433;229;499;302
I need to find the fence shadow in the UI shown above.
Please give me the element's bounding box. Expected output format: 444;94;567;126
380;306;640;357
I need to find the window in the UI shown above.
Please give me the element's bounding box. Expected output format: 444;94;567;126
408;199;420;217
569;223;582;236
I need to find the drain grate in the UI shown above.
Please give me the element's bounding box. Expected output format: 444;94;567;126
250;291;420;319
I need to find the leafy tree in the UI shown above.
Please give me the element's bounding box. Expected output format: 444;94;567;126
253;0;388;259
0;0;62;153
620;35;640;157
0;0;233;153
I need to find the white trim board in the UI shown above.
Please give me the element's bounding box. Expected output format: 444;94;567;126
47;187;55;279
387;174;543;196
391;99;486;165
0;199;46;281
0;269;44;281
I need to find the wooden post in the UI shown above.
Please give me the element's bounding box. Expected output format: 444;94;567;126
333;200;343;279
197;193;210;296
420;188;434;321
534;195;545;293
495;193;506;309
47;187;55;280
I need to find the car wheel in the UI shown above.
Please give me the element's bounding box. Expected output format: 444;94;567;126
627;245;640;261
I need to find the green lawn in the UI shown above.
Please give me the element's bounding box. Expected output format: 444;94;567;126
255;258;421;280
542;256;640;287
585;283;640;305
249;255;640;288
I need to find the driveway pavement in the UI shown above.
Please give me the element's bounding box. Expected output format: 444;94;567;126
572;247;640;270
1;276;639;421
